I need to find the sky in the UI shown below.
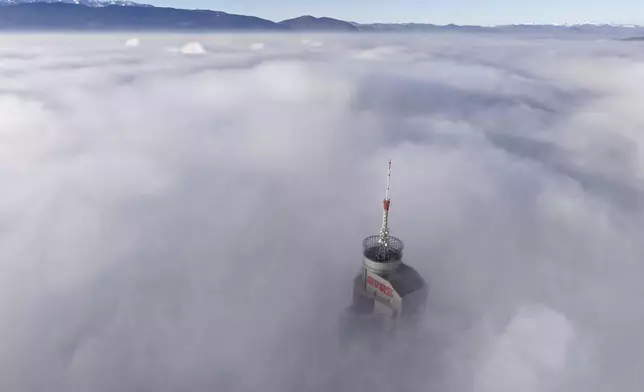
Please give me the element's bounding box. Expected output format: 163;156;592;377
1;31;644;392
143;0;644;25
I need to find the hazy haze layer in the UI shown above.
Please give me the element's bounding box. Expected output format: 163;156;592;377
1;32;643;392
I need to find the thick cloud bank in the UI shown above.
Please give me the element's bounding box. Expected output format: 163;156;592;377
1;32;643;392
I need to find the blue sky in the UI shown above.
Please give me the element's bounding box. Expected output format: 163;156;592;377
143;0;644;25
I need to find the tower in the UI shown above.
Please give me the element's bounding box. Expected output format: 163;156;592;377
341;160;428;343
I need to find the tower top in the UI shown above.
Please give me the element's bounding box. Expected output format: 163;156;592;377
377;159;393;260
362;158;404;267
385;158;392;206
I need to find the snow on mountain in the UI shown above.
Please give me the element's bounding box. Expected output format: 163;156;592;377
0;0;150;7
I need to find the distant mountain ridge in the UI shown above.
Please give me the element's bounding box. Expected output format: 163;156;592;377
0;1;642;36
279;15;358;31
0;0;149;6
0;3;283;30
351;21;644;35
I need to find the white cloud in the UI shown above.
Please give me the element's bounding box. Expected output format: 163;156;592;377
473;304;576;392
0;32;643;392
125;38;140;47
250;42;265;51
301;38;324;47
180;41;207;55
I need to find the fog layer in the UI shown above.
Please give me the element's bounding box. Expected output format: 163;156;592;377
1;33;643;392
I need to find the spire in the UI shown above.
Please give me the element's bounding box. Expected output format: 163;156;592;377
377;159;392;260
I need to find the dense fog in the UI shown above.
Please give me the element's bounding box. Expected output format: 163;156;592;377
1;32;643;392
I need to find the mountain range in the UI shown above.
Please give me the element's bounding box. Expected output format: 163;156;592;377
0;0;643;37
0;0;149;6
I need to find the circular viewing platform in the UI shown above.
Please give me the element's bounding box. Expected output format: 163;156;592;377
362;235;404;263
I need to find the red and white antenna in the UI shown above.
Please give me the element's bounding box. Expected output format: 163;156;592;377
385;158;392;207
378;159;392;259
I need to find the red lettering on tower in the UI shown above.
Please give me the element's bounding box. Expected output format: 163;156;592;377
366;275;394;298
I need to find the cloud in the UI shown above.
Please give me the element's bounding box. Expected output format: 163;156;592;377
301;38;324;47
180;41;207;55
125;38;140;47
0;32;643;392
473;304;577;392
250;42;266;51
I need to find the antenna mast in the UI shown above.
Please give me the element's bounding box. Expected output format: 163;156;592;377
377;159;392;260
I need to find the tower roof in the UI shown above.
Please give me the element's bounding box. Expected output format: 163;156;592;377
366;158;402;262
363;235;404;262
